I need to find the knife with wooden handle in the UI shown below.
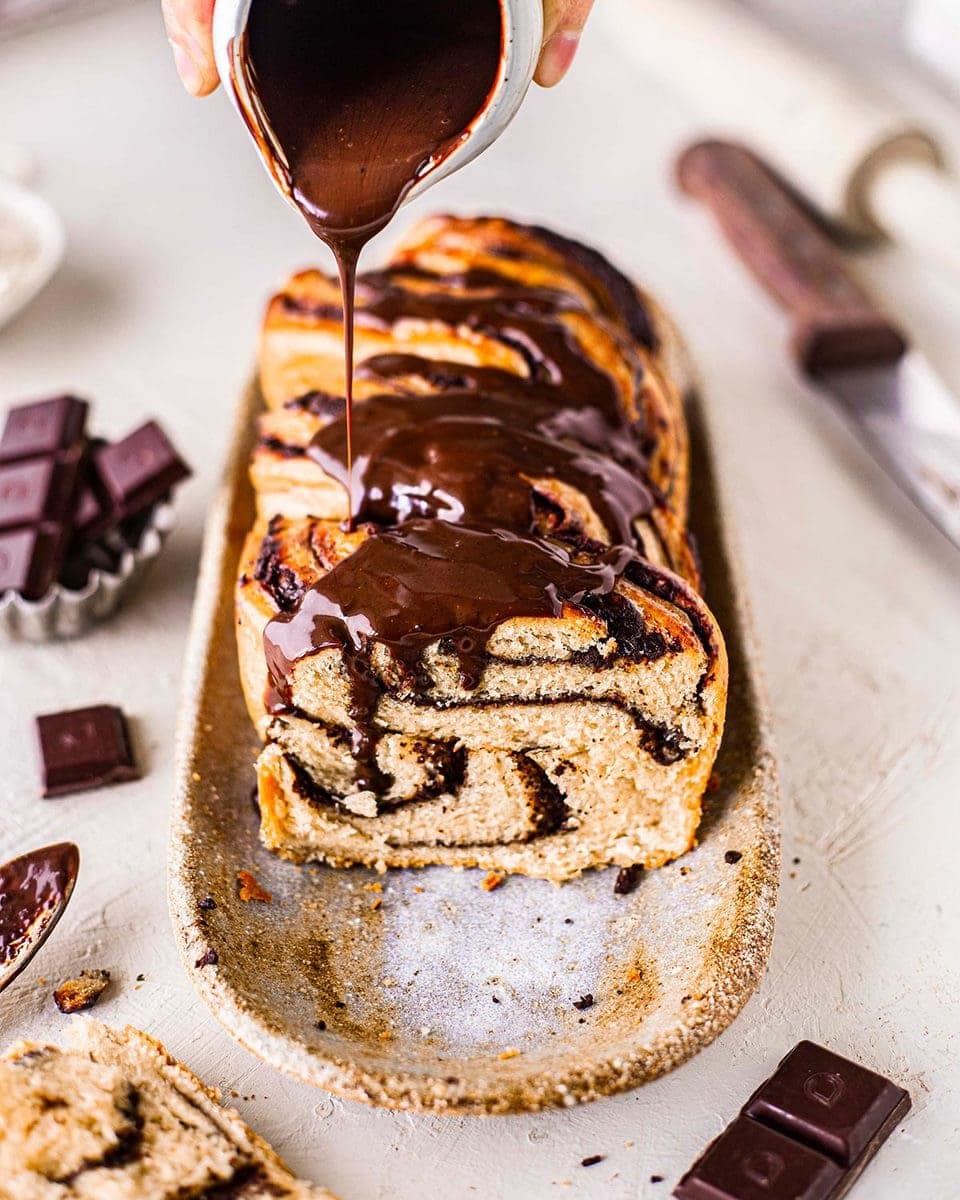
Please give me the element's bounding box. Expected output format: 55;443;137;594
678;140;960;551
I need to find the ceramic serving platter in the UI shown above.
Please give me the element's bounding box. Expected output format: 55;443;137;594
169;374;780;1115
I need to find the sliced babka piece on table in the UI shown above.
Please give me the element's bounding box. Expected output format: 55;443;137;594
0;1020;336;1198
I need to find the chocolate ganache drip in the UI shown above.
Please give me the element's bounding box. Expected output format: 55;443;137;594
308;390;655;542
264;521;638;792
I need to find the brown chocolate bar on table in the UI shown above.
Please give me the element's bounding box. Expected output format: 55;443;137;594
674;1041;910;1200
36;705;140;797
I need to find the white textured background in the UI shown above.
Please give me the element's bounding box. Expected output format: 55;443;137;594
1;1;959;1195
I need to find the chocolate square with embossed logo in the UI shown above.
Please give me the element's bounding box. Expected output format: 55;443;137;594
674;1115;844;1200
744;1041;910;1168
0;455;80;531
0;528;61;599
94;421;191;519
36;705;140;797
0;395;88;463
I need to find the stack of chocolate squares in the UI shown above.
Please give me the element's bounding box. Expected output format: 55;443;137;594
0;394;191;600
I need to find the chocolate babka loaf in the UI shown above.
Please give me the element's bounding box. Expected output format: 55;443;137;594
0;1021;335;1198
236;216;727;882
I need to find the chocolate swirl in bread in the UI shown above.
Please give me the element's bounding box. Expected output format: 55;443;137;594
237;216;726;882
0;1022;335;1198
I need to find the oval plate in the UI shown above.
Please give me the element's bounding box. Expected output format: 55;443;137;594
169;376;779;1114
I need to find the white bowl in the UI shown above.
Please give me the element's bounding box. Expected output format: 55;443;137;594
0;176;65;332
212;0;542;215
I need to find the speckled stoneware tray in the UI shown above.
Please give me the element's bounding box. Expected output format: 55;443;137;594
169;376;780;1115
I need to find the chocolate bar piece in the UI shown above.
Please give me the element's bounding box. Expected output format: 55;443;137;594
674;1042;910;1200
94;420;191;519
674;1115;844;1200
36;705;140;797
0;395;88;463
744;1041;911;1169
0;396;87;599
0;527;62;600
0;398;192;601
0;454;81;531
71;481;109;542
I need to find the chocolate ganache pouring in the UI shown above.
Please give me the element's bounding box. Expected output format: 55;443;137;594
217;12;708;801
216;0;543;492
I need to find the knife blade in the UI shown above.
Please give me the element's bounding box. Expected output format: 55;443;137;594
677;139;960;550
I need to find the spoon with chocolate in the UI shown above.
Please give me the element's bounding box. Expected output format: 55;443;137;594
0;842;79;993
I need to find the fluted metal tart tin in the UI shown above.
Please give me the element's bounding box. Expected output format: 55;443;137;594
169;373;780;1115
0;501;175;641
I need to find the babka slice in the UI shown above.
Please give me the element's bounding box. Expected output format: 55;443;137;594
0;1021;335;1198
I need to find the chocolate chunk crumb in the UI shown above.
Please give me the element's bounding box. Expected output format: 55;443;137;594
724;850;742;864
792;856;801;865
573;993;594;1011
492;995;501;1004
581;1155;604;1167
237;869;272;903
563;917;574;924
195;948;218;968
135;973;145;981
650;1175;664;1183
53;968;110;1013
198;895;217;910
614;865;642;895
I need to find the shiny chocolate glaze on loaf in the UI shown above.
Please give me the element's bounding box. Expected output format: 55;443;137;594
264;520;640;792
256;235;701;797
308;389;655;543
